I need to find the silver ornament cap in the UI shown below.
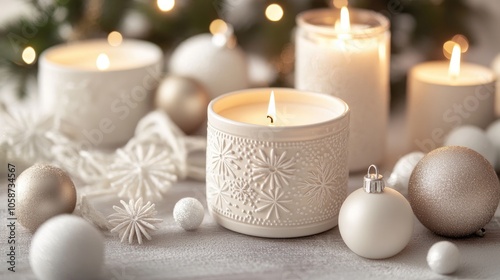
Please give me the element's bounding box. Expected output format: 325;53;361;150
364;165;385;193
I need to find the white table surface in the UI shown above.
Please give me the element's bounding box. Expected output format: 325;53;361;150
1;103;500;280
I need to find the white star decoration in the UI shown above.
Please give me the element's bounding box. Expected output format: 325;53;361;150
1;109;55;163
108;144;178;201
108;198;163;244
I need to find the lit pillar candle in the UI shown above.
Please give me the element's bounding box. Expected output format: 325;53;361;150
207;88;350;238
295;7;390;172
39;36;163;148
407;41;496;152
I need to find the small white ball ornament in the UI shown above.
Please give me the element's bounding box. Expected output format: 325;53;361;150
30;215;104;280
486;119;500;170
444;125;496;166
173;197;205;230
169;34;249;99
155;75;210;134
427;241;460;274
17;164;77;232
339;165;414;259
409;146;500;237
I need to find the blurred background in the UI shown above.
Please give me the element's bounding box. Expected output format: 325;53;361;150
0;0;499;106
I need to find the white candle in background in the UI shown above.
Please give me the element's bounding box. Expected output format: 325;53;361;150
295;7;390;172
407;42;496;152
39;38;163;148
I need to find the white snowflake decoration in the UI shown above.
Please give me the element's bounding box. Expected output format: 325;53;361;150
108;144;177;201
1;109;55;163
108;198;163;244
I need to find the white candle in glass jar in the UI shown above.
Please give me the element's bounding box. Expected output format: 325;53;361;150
39;38;163;148
207;88;350;238
407;44;496;152
295;8;390;172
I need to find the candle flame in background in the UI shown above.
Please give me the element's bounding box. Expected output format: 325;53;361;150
267;91;277;125
340;6;351;32
107;31;123;47
22;46;36;64
449;44;461;79
265;4;284;22
96;53;110;71
157;0;175;12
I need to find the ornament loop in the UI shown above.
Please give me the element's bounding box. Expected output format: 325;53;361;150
364;164;385;193
367;164;378;178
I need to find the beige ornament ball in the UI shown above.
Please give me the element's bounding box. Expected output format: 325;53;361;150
409;146;500;237
155;75;210;135
17;164;77;232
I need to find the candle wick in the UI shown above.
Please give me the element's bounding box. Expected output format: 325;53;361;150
267;115;274;124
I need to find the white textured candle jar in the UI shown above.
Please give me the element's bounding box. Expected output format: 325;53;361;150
207;88;350;238
407;62;496;151
295;8;390;172
39;39;163;148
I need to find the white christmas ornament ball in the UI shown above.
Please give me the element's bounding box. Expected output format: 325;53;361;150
173;197;205;230
339;166;414;259
30;215;104;280
427;241;460;275
387;151;425;195
486;119;500;170
444;125;496;166
169;34;249;99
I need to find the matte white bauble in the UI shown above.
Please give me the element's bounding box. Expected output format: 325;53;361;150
444;125;496;167
387;151;425;195
339;165;414;259
427;241;460;274
169;34;249;99
486;119;500;170
30;215;104;280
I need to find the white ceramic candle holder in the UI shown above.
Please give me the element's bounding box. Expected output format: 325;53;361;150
206;88;350;238
407;61;496;151
39;39;163;148
295;8;390;172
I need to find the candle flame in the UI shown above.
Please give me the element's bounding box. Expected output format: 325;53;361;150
449;44;461;79
267;91;276;125
22;46;36;64
157;0;175;12
340;6;350;32
96;53;110;71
